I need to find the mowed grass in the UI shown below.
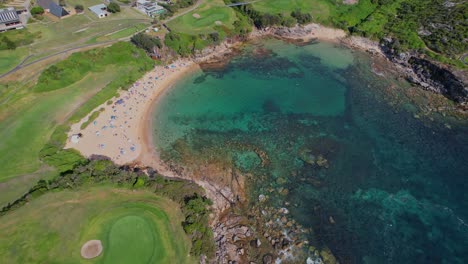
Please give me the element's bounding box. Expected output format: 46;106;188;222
0;0;150;75
0;187;194;263
0;70;117;182
252;0;333;23
167;0;238;34
0;47;29;75
94;23;148;42
0;42;153;206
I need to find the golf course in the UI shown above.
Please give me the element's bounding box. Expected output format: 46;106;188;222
0;187;194;263
167;0;238;34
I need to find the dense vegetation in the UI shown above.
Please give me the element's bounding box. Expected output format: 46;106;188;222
107;2;121;13
131;32;162;54
218;0;467;67
335;0;467;58
1;159;216;258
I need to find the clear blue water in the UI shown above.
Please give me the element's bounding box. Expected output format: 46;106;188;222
153;39;468;263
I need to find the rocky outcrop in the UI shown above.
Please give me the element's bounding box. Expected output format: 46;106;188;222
381;38;468;104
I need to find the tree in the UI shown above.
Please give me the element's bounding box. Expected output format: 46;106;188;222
131;33;162;54
30;6;44;15
291;10;312;25
75;4;84;12
107;2;121;13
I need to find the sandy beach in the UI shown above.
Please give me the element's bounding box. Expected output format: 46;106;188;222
65;24;383;211
66;60;199;165
66;23;382;169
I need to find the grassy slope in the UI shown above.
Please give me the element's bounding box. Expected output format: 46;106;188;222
0;70;118;182
0;187;193;264
252;0;333;23
167;0;238;34
0;42;154;206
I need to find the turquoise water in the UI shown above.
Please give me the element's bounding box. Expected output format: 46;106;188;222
153;39;468;263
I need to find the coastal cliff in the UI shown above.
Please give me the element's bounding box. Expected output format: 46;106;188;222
380;38;468;104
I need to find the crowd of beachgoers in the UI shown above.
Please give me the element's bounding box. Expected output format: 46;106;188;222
66;60;195;164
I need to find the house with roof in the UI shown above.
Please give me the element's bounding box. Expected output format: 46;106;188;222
0;7;24;32
36;0;69;18
136;0;165;17
88;4;108;18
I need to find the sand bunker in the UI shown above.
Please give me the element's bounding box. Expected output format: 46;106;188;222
215;21;222;26
192;13;201;19
81;240;103;259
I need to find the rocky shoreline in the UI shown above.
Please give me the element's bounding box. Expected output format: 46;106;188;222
165;23;468;264
267;25;467;106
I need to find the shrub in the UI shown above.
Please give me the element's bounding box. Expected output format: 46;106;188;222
30;6;44;15
75;4;84;12
291;9;312;25
1;36;16;50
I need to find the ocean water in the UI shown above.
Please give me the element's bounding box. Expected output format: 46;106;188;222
153;39;468;263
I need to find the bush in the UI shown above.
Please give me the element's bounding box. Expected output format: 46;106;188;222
291;9;312;25
208;32;220;43
107;2;121;13
75;4;84;12
1;36;16;50
30;6;44;15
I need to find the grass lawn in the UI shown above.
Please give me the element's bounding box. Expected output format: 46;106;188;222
167;0;238;34
94;23;148;42
0;1;150;75
0;47;29;74
252;0;333;23
0;187;194;263
0;69;118;182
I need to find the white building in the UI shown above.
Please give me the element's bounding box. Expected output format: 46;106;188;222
88;4;108;18
136;0;164;17
0;7;23;32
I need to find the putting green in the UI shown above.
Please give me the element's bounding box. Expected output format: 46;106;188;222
167;0;237;34
0;187;194;264
107;216;155;263
82;202;178;264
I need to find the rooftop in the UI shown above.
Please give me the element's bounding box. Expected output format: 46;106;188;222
0;7;20;24
89;4;107;14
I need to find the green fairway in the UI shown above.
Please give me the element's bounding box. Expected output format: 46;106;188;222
0;187;194;263
167;0;238;34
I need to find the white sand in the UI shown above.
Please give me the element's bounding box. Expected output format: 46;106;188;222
66;60;198;165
